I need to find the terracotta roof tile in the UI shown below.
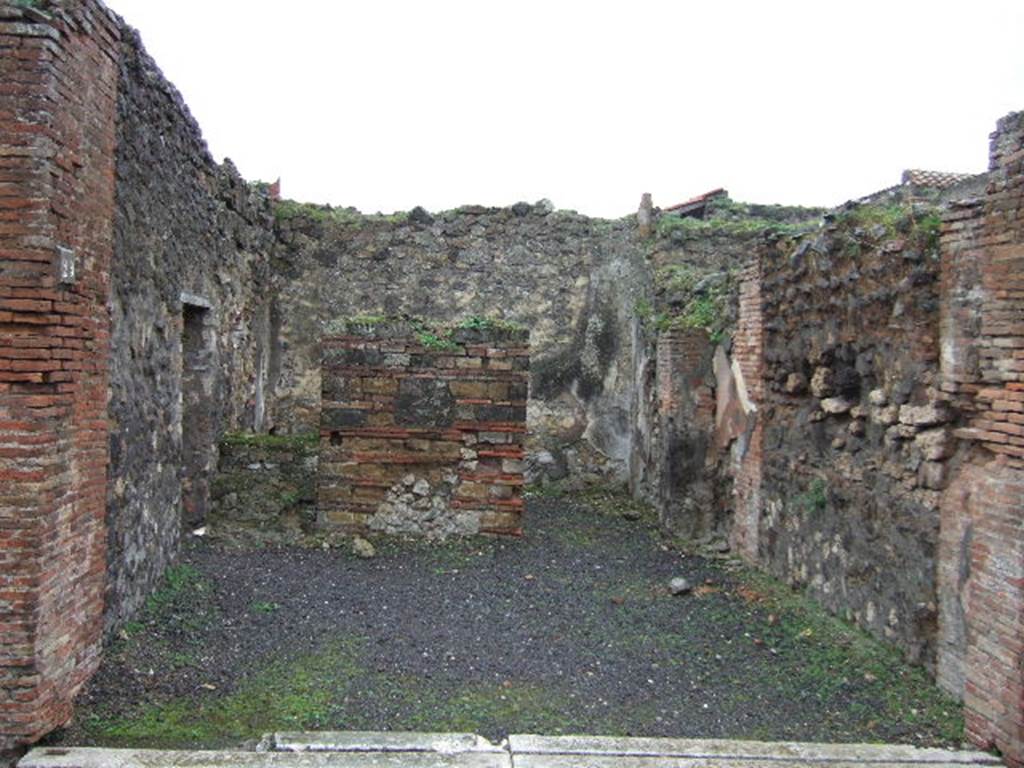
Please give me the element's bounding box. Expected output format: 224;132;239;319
664;188;727;214
901;169;975;189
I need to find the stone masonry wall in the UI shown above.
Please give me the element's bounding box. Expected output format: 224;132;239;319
106;24;278;629
0;1;120;751
628;200;821;540
750;205;950;665
634;118;1024;763
318;322;528;537
274;206;648;485
937;111;1024;767
209;433;318;545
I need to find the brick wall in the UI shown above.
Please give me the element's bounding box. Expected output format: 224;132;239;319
729;257;764;561
938;110;1024;767
655;329;714;418
318;322;529;537
645;328;726;538
0;1;120;750
273;206;648;487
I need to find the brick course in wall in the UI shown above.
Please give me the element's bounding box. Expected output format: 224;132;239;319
0;1;120;751
318;323;529;537
647;328;729;539
730;257;764;562
938;110;1024;768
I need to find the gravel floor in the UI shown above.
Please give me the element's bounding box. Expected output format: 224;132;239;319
49;491;962;749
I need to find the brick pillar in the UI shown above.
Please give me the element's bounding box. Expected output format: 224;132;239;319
318;323;529;537
938;110;1024;768
655;328;713;419
730;254;764;561
0;2;120;750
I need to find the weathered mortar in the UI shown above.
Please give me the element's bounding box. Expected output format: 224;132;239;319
0;0;120;750
317;320;529;537
106;25;279;629
209;433;318;544
753;205;949;664
935;110;1024;767
272;205;648;485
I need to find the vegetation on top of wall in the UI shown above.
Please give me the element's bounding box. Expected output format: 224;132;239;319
704;196;826;223
640;265;737;342
372;211;410;225
273;200;410;227
414;330;460;351
831;202;944;255
274;200;352;224
457;315;526;332
835;203;912;234
324;314;527;345
655;197;823;242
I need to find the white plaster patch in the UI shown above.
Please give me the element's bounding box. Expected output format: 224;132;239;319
730;355;757;415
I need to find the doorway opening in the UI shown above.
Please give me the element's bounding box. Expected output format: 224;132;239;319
181;302;212;530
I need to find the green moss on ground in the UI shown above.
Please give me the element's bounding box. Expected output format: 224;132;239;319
715;564;963;744
85;639;364;748
76;486;962;750
104;565;219;683
79;634;584;747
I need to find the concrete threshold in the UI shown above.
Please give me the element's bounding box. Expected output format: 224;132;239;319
20;732;1004;768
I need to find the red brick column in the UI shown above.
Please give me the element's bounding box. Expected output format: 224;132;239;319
655;329;714;422
730;255;764;561
0;2;119;750
939;110;1024;767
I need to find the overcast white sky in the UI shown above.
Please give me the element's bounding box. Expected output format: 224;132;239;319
107;1;1023;218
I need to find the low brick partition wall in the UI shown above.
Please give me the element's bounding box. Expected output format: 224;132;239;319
318;321;529;537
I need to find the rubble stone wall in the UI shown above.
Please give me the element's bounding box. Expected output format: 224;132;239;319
752;206;949;664
713;112;1024;765
318;323;529;537
105;23;278;629
273;207;648;485
209;433;318;545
